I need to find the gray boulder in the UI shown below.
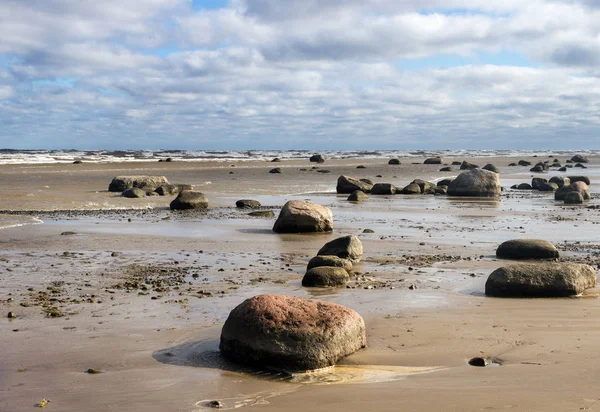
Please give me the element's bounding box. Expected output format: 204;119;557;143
337;175;373;194
155;183;192;196
485;263;596;297
424;157;442;164
170;190;208;210
460;161;479;170
317;235;363;262
307;255;353;272
347;190;369;201
531;178;548;190
400;183;422;195
122;188;146;198
411;179;436;193
371;183;397;195
219;294;366;372
437;178;454;187
571;155;589;163
302;267;350;287
273;200;333;233
496;239;559;260
109;176;169;192
447;168;501;197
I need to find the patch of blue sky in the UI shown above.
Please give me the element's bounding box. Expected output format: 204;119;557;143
395;51;538;70
32;77;78;88
191;0;229;11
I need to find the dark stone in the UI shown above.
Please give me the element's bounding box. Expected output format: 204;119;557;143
460;161;479;170
439;167;453;172
219;295;366;372
424;157;442;164
571;155;589;163
269;168;282;174
517;183;533;190
347;190;369;201
271;158;281;162
482;164;499;173
236;199;261;208
400;183;421;195
538;182;558;192
310;154;325;163
337;175;373;194
388;159;401;165
437;178;454;187
248;210;275;218
568;176;590;185
302;267;350;287
531;178;548;190
371;183;397;195
549;176;570;188
452;161;462;166
518;160;532;166
307;255;352;272
564;192;584;204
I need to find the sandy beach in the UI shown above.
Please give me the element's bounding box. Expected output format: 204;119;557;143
1;154;599;412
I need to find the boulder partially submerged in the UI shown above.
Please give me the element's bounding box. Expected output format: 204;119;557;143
347;190;369;202
485;263;596;297
302;267;350;287
496;239;559;260
273;200;333;233
108;176;169;192
219;295;366;371
307;255;353;272
447;168;501;197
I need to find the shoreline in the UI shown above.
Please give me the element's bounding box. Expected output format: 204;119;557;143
1;155;600;411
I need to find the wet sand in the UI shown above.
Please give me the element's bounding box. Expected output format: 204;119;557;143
1;155;600;411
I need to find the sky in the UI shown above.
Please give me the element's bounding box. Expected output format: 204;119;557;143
1;0;600;150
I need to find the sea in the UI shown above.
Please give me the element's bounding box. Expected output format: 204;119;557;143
1;149;600;165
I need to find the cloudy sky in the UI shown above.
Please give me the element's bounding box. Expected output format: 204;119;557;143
1;0;599;150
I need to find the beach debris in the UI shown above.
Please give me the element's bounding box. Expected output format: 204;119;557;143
108;175;169;192
447;168;501;197
336;175;373;193
317;235;363;262
485;263;596;297
37;398;50;408
468;357;502;367
347;190;369;202
220;294;366;371
273;200;333;233
236;199;261;208
496;239;559;260
371;183;397;195
170;190;208;210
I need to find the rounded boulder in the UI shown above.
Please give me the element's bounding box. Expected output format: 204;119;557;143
307;255;353;272
317;235;363;262
485;263;596;297
447;168;501;197
219;295;367;372
302;267;350;287
170;190;208;210
273;200;333;233
496;239;559;260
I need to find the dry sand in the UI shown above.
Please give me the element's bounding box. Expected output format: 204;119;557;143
1;155;600;411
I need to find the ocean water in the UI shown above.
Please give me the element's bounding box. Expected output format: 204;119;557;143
1;149;599;165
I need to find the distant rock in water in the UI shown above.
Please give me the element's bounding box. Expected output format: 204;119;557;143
310;154;325;163
571;154;589;163
273;200;333;233
447;169;501;197
485;263;596;297
219;295;366;372
496;239;559;260
108;176;169;192
424;157;442;164
170;190;208;210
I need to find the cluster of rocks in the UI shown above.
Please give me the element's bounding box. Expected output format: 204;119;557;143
340;168;501;198
486;239;596;297
511;176;591;205
109;176;193;198
509;155;589;172
302;235;363;287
